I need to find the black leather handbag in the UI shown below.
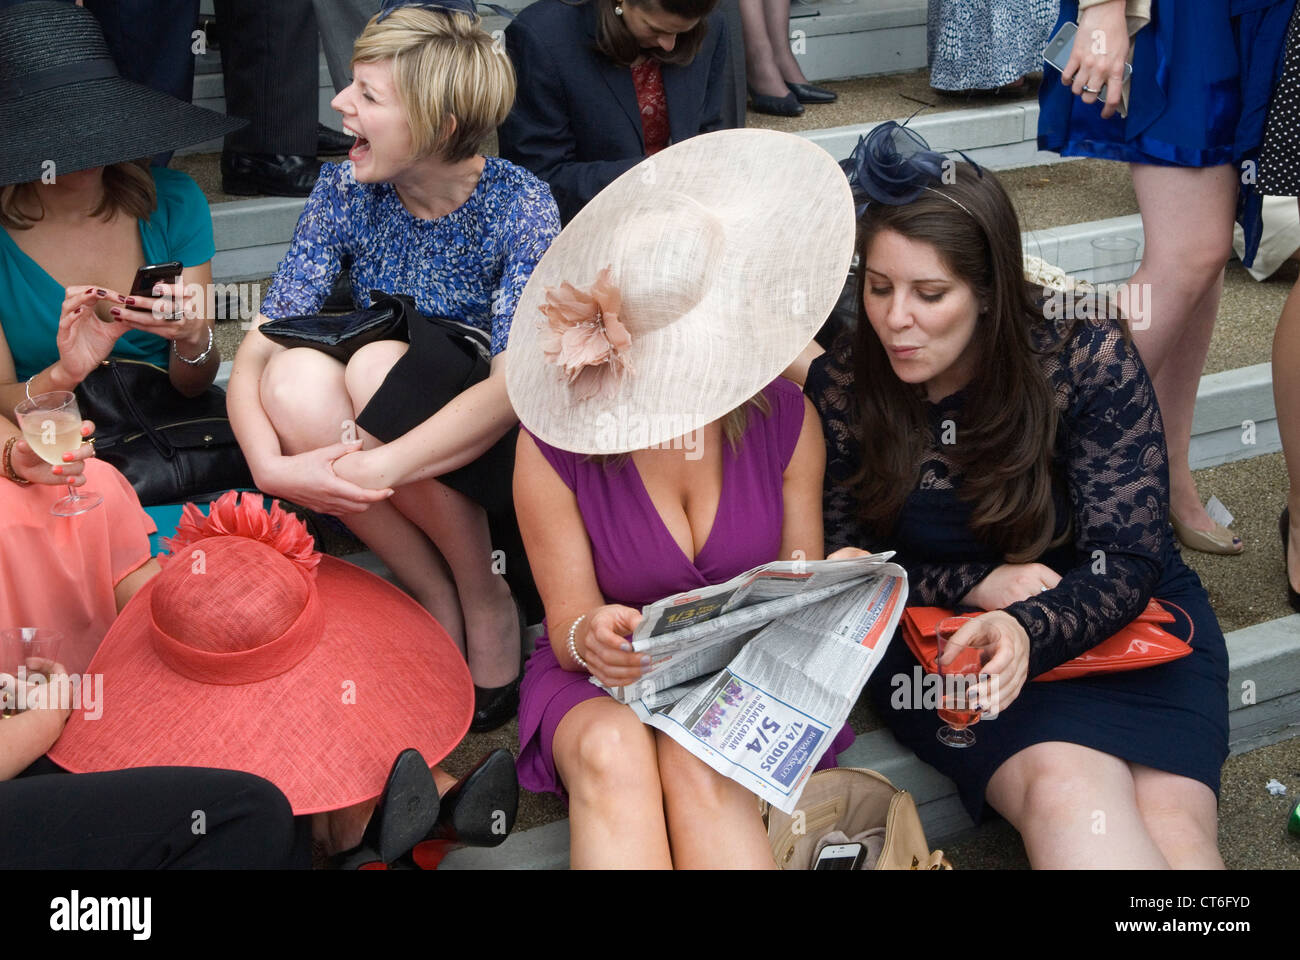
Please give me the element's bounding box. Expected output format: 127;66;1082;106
75;358;254;507
258;290;409;362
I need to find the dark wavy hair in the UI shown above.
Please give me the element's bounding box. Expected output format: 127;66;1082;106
575;0;717;68
848;163;1072;561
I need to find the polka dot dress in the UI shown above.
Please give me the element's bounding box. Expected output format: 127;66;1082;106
1259;3;1300;196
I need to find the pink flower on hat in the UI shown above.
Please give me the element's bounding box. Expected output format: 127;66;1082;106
538;265;634;401
163;490;321;576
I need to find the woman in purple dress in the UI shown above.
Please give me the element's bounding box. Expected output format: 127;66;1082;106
505;129;856;868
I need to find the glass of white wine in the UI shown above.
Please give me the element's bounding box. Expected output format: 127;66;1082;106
14;391;102;517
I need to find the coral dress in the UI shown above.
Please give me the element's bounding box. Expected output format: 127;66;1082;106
516;377;854;797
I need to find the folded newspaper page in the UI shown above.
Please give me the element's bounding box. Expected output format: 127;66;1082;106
596;554;907;813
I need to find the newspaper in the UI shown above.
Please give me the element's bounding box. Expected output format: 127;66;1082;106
597;553;907;814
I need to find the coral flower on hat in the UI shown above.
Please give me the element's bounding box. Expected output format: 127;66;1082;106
538;265;634;401
165;491;320;574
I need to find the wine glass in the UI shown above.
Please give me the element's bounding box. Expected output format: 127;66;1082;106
13;391;102;517
0;627;62;716
935;615;984;748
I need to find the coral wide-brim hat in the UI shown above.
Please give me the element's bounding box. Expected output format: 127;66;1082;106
47;493;474;815
506;128;856;455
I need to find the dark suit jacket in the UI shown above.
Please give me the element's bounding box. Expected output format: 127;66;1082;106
498;0;729;223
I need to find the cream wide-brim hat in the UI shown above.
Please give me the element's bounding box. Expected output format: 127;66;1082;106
506;128;856;455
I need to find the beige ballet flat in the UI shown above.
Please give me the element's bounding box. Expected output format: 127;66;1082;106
1170;510;1244;556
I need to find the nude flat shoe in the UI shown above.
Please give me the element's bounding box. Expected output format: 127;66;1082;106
1170;509;1244;556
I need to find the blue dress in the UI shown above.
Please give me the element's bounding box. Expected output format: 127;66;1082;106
927;1;1058;92
806;314;1230;822
260;157;560;513
1037;0;1296;265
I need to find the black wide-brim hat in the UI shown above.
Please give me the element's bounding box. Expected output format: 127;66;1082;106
0;1;246;187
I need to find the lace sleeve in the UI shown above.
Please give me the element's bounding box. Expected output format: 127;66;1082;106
1004;319;1166;678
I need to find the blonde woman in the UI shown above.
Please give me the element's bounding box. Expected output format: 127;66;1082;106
227;2;561;731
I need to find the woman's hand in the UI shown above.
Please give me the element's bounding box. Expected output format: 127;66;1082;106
20;658;75;725
827;546;872;561
253;441;394;516
1066;0;1129;119
940;611;1030;718
10;419;95;486
961;562;1062;610
105;282;211;358
571;604;646;688
332;446;396;492
53;286;130;384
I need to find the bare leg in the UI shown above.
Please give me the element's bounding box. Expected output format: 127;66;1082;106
739;0;787;98
344;341;519;687
762;0;808;85
985;741;1170;868
1130;763;1224;869
553;699;673;869
656;731;775;868
1275;203;1300;592
1128;163;1239;538
259;347;465;638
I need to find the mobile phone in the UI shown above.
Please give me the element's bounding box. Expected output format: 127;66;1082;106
813;842;866;871
130;261;183;299
1042;21;1133;101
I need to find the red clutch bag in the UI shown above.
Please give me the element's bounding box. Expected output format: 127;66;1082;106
901;598;1193;682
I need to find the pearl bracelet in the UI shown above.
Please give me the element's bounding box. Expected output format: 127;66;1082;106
173;325;214;366
567;614;589;671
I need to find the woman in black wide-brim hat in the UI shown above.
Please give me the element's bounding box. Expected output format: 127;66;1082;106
0;1;243;423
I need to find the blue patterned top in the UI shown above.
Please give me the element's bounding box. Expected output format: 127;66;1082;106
261;157;560;356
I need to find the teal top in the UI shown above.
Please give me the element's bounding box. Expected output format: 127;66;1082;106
0;167;216;380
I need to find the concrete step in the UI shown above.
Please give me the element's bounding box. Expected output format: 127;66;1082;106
435;613;1300;868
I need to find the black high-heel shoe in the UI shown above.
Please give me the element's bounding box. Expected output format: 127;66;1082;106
747;85;803;117
469;595;530;733
786;81;837;103
1282;508;1300;614
332;748;439;869
407;749;520;869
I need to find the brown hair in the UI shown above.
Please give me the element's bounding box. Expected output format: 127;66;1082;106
0;161;155;230
583;0;718;68
848;164;1076;561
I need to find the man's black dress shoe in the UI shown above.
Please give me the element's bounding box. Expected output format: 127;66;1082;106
1282;508;1300;614
221;150;322;197
332;748;439;869
317;123;353;156
786;81;837;104
747;86;803;117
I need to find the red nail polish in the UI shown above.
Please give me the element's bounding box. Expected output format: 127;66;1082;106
52;466;63;475
95;289;107;297
85;287;94;294
62;452;74;462
110;308;121;316
124;297;136;306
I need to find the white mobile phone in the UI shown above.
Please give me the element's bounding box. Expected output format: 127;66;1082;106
813;842;866;870
1043;21;1133;101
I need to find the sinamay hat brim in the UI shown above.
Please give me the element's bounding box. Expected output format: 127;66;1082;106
47;555;474;816
506;128;857;455
0;2;245;187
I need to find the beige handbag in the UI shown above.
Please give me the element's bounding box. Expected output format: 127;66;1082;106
764;767;952;870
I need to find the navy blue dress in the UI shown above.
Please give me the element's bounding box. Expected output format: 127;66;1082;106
1037;0;1296;266
806;314;1230;822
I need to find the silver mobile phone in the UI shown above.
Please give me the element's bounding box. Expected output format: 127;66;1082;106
813;842;866;870
1043;21;1133;102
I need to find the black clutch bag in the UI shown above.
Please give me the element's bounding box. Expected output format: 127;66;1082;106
259;290;409;362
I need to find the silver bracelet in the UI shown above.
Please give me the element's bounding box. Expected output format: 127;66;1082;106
24;375;34;402
173;325;214;366
567;614;589;671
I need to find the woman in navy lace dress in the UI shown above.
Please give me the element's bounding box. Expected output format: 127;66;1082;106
807;131;1228;868
228;6;560;731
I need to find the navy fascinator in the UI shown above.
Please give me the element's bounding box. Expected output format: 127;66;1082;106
840;121;982;215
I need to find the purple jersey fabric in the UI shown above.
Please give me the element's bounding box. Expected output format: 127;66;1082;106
516;376;854;797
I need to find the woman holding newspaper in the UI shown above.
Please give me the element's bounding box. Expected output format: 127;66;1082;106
507;129;857;869
806;124;1230;869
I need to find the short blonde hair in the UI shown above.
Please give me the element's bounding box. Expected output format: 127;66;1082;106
352;8;515;163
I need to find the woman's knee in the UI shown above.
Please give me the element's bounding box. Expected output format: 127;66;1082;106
260;348;349;438
655;732;736;808
556;709;658;802
991;744;1131;828
344;340;408;413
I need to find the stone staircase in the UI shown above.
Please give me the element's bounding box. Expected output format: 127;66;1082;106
186;1;1300;867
